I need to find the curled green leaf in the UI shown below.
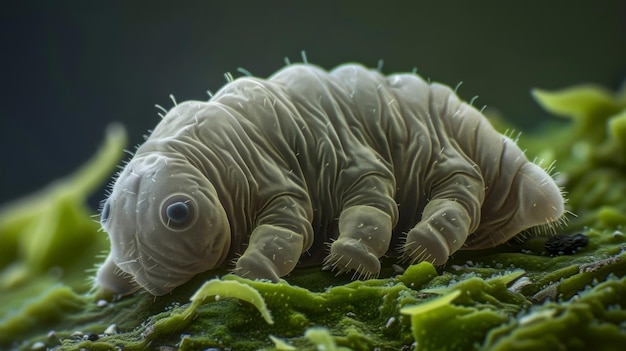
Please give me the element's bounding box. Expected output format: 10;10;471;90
189;279;274;324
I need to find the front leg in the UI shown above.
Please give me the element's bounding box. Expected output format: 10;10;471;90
234;224;305;281
96;254;141;296
233;195;313;281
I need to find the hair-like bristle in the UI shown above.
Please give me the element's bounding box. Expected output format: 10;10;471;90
169;94;178;107
155;104;168;119
376;59;384;73
454;81;464;93
516;204;572;242
469;95;479;107
394;231;410;254
399;240;440;267
224;72;234;83
236;67;253;77
85;273;99;295
321;250;379;280
87;250;111;294
300;50;308;64
229;252;243;268
503;129;522;143
351;264;379;280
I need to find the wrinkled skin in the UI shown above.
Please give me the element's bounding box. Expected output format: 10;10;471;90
97;63;564;296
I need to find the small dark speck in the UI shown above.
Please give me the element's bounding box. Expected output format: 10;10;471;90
545;233;589;255
86;333;99;341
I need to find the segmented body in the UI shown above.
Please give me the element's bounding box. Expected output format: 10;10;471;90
97;63;564;296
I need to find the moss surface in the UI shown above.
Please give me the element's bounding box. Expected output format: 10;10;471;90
1;83;625;350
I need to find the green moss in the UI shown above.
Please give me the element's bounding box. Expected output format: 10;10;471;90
402;290;509;351
484;276;626;351
2;83;626;350
0;285;87;345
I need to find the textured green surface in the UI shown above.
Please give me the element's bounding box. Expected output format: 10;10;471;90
1;83;625;350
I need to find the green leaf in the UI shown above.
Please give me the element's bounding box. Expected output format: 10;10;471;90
189;279;274;324
532;85;622;119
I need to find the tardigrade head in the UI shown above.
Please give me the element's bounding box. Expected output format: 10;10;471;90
97;153;230;296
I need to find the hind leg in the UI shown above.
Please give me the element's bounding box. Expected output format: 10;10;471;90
323;175;397;279
402;171;484;265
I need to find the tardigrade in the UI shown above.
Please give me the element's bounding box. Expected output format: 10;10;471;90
97;63;565;296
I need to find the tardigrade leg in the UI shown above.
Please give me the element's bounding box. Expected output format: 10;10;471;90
96;254;141;296
234;195;313;282
401;169;484;265
323;175;398;279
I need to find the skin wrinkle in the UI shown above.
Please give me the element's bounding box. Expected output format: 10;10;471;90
96;63;565;296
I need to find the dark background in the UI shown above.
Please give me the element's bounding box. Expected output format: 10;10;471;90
1;1;625;209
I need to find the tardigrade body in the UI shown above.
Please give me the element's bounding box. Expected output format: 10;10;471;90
97;63;564;296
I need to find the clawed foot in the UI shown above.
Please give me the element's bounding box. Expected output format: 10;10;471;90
399;226;450;266
399;200;473;266
233;251;281;282
96;255;142;296
322;238;381;279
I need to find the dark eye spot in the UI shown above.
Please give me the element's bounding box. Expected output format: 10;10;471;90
100;200;111;224
160;194;196;230
167;202;189;223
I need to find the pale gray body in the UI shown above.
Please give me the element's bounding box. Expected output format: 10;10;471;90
97;63;564;296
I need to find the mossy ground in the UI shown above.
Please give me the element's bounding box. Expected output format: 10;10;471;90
1;83;625;351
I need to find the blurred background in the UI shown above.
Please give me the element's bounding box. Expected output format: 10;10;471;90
1;1;625;209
